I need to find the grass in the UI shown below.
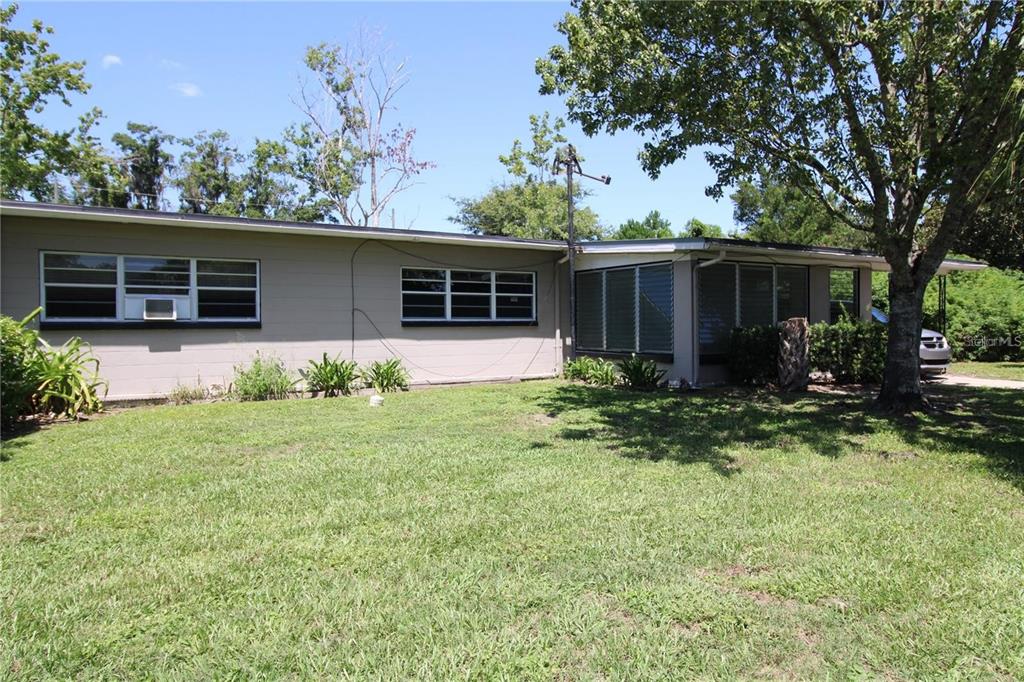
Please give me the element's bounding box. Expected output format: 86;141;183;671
2;380;1022;679
950;360;1024;382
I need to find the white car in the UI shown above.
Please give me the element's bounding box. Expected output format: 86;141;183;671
872;308;950;374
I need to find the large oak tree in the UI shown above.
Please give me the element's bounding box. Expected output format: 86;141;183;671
539;0;1023;411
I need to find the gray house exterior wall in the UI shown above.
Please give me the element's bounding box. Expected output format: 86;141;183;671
1;215;564;399
2;205;979;398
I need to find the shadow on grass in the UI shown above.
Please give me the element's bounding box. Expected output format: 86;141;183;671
536;382;1023;488
915;385;1024;488
0;419;44;460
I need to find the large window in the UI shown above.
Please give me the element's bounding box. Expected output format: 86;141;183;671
698;262;809;356
575;263;673;354
40;251;259;323
829;268;859;323
401;268;535;323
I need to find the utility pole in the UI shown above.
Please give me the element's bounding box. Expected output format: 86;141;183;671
553;145;610;361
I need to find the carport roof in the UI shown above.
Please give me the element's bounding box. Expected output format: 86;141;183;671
578;236;986;274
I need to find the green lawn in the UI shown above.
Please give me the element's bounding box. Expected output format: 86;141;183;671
950;360;1024;382
3;381;1023;679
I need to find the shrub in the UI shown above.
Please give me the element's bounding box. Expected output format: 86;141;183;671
728;325;780;386
587;359;619;387
618;354;665;390
301;353;360;397
232;354;295;401
34;336;108;419
2;309;106;427
563;357;593;382
1;309;44;432
810;318;886;384
564;356;619;387
360;358;410;393
924;267;1024;361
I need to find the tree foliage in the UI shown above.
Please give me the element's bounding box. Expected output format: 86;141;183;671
539;0;1023;410
680;218;725;238
612;210;673;239
1;4;91;200
111;122;174;210
451;113;604;240
173;130;239;215
953;150;1024;270
924;268;1024;361
66;108;129;208
731;174;871;248
238;139;325;222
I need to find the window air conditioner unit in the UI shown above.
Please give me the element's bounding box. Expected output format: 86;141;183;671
143;298;177;321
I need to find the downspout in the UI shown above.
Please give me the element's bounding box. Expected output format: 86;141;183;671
690;249;728;387
555;253;569;373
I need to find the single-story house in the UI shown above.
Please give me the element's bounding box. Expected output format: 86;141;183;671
0;201;984;399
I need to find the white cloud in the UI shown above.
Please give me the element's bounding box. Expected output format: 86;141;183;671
159;58;183;70
101;54;122;69
171;82;202;98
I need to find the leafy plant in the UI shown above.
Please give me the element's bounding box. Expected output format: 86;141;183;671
1;309;44;432
923;268;1024;362
34;336;107;420
564;356;619;387
617;354;666;391
729;325;781;386
232;354;295;401
360;358;410;394
301;353;360;397
810;318;887;384
564;356;595;382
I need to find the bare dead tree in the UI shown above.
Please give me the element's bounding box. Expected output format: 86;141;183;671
291;31;434;227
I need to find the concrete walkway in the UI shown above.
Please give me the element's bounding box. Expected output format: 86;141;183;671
931;374;1024;390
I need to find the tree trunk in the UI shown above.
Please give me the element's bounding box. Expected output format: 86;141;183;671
877;280;927;412
777;317;810;391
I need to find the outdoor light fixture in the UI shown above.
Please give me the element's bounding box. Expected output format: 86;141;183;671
552;144;611;360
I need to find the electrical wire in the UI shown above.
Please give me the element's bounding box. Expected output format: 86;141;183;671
32;190;565;381
348;241;561;381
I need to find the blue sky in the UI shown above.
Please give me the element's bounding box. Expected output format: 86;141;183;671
18;1;736;233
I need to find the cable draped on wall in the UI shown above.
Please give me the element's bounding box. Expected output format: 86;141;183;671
348;239;561;383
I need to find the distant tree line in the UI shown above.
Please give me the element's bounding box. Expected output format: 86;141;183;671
1;6;431;226
3;2;1018;272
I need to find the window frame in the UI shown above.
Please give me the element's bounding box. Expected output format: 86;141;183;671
400;267;537;326
696;260;811;360
575;261;674;358
828;267;860;323
39;250;261;327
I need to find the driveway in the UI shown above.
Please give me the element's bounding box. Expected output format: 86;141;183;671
930;374;1024;390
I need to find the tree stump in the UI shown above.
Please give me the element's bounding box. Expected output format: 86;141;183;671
778;317;810;391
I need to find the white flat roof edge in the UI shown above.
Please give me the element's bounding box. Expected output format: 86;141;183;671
2;202;985;271
0;202;566;251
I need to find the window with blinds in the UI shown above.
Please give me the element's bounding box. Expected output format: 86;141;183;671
776;266;809;321
638;265;673;353
697;263;737;355
739;265;773;327
604;268;637;351
575;263;673;354
697;261;811;357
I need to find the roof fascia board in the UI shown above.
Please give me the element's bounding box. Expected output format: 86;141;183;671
1;202;565;252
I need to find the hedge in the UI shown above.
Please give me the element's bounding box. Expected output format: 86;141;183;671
729;317;886;386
